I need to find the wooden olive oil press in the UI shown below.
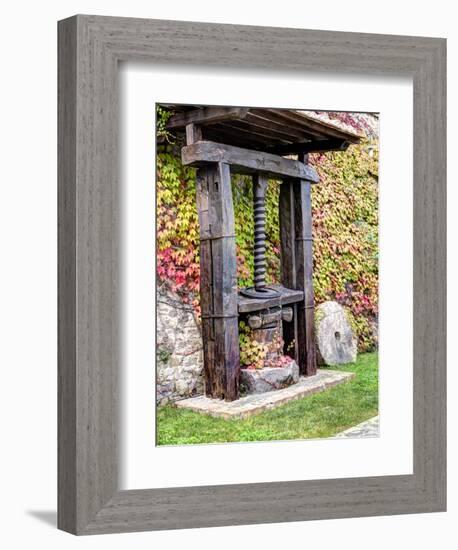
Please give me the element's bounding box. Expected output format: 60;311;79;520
165;105;360;400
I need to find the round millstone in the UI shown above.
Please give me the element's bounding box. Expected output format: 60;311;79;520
315;301;357;365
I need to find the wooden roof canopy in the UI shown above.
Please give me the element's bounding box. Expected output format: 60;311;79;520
165;105;362;156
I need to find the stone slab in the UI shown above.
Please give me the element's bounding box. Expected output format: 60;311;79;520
175;369;355;419
333;415;380;438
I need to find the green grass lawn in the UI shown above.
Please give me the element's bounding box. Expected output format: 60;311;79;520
157;352;378;446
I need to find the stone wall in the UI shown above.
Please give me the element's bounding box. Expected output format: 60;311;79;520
156;286;204;404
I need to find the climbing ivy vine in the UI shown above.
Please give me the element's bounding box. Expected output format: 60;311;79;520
309;141;379;351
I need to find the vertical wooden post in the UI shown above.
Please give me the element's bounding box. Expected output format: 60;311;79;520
296;152;317;376
294;180;317;375
187;124;238;400
185;123;202;144
187;124;240;400
279;153;317;376
195;162;240;400
279;181;299;362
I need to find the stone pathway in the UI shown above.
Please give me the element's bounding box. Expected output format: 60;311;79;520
333;415;380;438
175;369;354;419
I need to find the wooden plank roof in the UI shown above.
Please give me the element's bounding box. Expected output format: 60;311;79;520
164;105;362;154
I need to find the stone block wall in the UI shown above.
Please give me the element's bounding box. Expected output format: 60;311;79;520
156;286;204;404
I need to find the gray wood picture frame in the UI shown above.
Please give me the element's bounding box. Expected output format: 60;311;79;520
58;14;446;535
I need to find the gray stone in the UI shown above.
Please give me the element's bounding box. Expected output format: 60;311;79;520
156;286;204;403
240;361;299;394
334;416;379;438
315;301;357;365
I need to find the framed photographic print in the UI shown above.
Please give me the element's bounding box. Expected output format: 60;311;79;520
58;15;446;535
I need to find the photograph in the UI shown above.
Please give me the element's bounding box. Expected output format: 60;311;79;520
0;0;447;541
155;104;380;445
0;0;449;543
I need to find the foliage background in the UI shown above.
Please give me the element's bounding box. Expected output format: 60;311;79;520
156;110;379;352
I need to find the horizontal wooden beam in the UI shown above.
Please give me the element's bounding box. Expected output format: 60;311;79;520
167;107;249;129
245;112;307;140
267;138;350;156
223;120;294;145
263;108;361;143
238;284;304;313
182;141;320;182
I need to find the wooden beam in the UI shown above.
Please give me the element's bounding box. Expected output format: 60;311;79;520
167;106;249;129
294;153;317;376
279;154;317;376
205;123;282;149
185;123;202;144
237;284;304;313
196;162;240;401
279;181;299;363
253;108;326;139
182;141;320;182
268;138;350;156
245;111;308;140
224;119;298;144
265;108;361;142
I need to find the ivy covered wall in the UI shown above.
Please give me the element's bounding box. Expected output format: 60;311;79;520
156;112;378;352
